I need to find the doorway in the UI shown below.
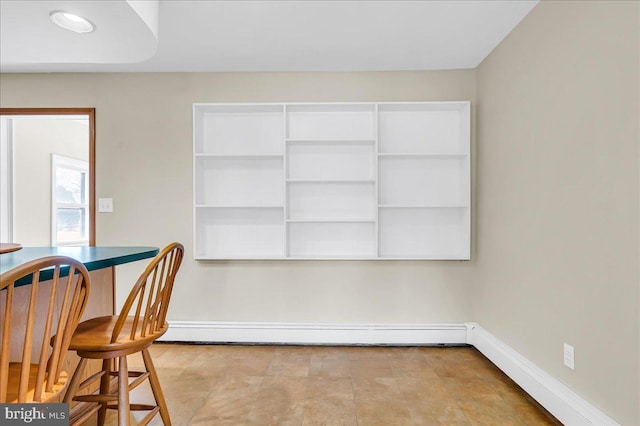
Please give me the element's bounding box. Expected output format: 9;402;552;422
0;108;95;246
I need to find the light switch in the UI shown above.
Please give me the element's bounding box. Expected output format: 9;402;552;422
98;198;113;213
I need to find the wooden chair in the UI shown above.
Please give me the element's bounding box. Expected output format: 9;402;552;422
64;243;184;426
0;256;90;403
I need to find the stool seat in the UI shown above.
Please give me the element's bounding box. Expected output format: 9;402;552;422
70;316;167;355
5;364;69;403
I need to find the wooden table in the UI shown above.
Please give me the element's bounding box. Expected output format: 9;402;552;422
0;243;22;254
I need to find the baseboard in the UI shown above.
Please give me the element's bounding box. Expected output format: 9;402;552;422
466;322;618;426
161;321;468;345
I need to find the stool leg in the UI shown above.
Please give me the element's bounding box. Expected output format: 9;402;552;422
64;358;87;404
142;348;171;425
97;359;112;426
117;356;130;426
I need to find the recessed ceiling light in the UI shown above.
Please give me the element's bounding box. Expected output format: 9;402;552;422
49;11;95;34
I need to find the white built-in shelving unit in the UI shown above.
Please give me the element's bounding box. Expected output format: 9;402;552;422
193;102;470;260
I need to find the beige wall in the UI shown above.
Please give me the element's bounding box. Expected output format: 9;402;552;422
1;1;638;422
0;71;476;323
13;118;88;245
475;1;639;424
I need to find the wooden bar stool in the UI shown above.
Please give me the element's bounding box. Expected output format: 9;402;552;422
64;243;184;426
0;256;90;403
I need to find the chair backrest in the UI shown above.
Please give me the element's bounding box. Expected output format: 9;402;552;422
0;256;90;403
111;243;184;344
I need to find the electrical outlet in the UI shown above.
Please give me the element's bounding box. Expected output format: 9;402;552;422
563;343;575;370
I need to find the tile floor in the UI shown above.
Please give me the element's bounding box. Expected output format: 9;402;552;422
100;343;561;425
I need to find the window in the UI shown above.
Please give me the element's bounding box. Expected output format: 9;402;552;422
51;154;89;246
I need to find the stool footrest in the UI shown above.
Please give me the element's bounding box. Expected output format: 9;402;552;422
74;393;118;403
109;369;146;378
138;406;161;426
106;403;157;411
129;372;151;391
76;370;106;392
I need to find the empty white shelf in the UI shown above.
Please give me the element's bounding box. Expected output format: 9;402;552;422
194;102;470;260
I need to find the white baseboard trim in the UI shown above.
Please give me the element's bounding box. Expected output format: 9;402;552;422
161;321;468;345
466;322;618;426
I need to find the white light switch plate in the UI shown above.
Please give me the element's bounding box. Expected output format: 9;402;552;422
98;198;113;213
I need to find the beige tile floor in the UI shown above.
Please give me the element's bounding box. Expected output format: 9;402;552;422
97;343;561;425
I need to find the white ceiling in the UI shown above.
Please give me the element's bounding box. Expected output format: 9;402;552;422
0;0;539;73
1;1;159;70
